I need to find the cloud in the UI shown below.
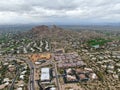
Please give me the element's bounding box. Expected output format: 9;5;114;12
0;0;120;24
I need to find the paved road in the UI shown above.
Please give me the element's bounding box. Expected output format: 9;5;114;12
21;58;35;90
26;60;35;90
54;63;60;90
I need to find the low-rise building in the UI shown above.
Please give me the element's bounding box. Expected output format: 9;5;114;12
41;68;50;83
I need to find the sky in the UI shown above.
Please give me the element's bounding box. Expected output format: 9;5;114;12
0;0;120;25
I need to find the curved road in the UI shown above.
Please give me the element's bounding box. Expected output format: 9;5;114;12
21;58;35;90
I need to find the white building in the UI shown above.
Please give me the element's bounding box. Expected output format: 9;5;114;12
17;87;22;90
41;68;50;83
50;87;56;90
20;75;25;80
35;61;41;65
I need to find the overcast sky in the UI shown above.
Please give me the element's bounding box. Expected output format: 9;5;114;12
0;0;120;25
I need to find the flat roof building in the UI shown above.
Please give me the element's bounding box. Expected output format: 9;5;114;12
41;68;50;83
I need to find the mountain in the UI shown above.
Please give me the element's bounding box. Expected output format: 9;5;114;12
31;25;49;33
27;25;80;40
12;25;106;41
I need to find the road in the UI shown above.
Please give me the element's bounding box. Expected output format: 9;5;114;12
54;63;60;90
21;58;35;90
26;60;35;90
38;58;60;90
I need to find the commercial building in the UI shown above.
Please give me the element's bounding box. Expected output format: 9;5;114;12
41;68;50;83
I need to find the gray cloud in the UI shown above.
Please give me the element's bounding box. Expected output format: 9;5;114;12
0;0;120;24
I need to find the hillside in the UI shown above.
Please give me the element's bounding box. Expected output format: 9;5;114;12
29;25;106;39
25;25;80;40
